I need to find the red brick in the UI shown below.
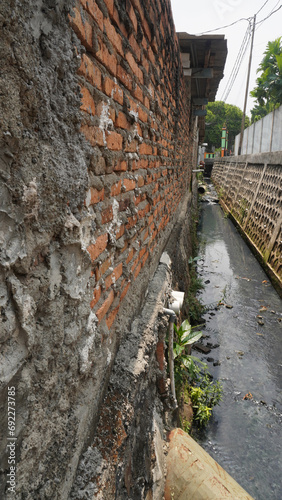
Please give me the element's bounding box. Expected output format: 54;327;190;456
139;247;146;260
136;123;143;137
111;180;122;196
128;97;138;113
103;0;114;17
102;205;113;224
90;285;102;308
114;160;128;172
139;159;149;169
96;289;114;321
125;139;137;153
126;52;143;83
141;250;149;267
134;261;142;279
78;54;102;90
96;38;117;75
138;176;145;187
104;17;123;55
116;224;125;239
138;107;148;123
87;234;108;262
80;0;103;30
126;215;138;229
142;56;149;75
69;8;93;50
123;178;136;192
96;101;115;122
120;281;130;300
106;131;123;150
139;143;152;155
80;86;95;115
105;262;123;289
95;256;112;281
142;17;152;42
106;305;120;329
81;124;105;147
131;160;140;170
138;202;150;218
103;77;123;104
88;187;104;205
117;65;133;90
133;85;143;103
115;112;131;129
129;33;141;61
126;248;135;264
128;5;138;32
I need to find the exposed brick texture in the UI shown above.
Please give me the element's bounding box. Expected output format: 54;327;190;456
71;0;194;331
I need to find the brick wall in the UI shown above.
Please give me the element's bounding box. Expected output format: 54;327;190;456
0;0;196;497
69;0;192;332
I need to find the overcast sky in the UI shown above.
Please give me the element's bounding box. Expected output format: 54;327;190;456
170;0;282;116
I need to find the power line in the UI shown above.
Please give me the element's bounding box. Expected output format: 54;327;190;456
220;22;252;102
256;2;282;26
194;17;251;36
256;0;271;16
192;0;280;37
221;27;251;101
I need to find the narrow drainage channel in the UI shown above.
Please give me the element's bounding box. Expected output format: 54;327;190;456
192;181;282;500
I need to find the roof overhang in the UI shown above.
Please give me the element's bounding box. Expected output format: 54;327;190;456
178;32;227;103
177;32;227;141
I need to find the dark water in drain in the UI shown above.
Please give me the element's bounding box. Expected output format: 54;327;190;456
193;184;282;499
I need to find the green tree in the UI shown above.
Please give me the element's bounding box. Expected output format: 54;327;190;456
250;37;282;123
204;101;249;150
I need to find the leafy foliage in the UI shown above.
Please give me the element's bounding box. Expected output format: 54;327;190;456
189;370;222;427
250;37;282;122
168;318;223;430
204;101;250;150
172;319;204;388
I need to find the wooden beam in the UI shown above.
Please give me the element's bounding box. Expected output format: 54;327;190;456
185;68;213;78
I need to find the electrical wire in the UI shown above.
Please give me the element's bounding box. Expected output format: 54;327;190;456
192;0;279;37
256;0;271;16
220;21;252;102
194;17;251;36
257;2;282;26
220;0;281;102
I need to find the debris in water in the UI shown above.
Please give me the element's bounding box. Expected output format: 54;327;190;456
256;333;264;336
243;392;253;400
257;316;264;325
225;304;233;309
193;343;211;354
259;306;268;312
262;280;268;284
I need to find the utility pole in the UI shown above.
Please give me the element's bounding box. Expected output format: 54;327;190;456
238;14;256;155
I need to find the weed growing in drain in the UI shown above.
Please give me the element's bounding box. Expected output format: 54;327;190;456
218;186;225;200
171;319;204;391
167;319;223;431
189;371;222;427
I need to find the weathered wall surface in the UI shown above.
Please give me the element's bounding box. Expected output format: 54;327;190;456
212;153;282;289
0;0;196;498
